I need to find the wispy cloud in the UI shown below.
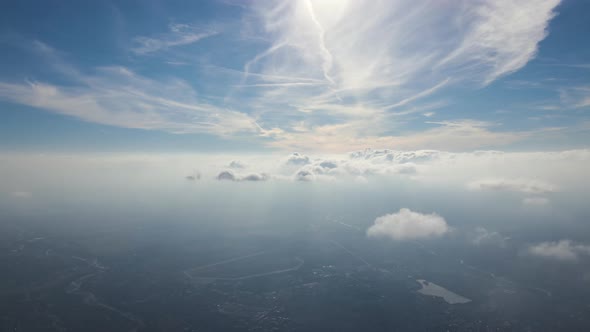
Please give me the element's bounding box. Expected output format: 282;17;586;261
559;86;590;109
468;178;556;194
227;0;561;150
0;41;266;137
436;0;560;85
0;1;564;151
506;78;590;111
243;0;559;90
267;120;526;152
0;76;259;136
131;23;217;55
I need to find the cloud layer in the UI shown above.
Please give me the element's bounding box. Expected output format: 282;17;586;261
468;178;556;194
529;240;590;261
170;149;590;207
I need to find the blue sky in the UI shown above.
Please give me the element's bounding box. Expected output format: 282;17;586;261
2;0;590;275
1;0;589;152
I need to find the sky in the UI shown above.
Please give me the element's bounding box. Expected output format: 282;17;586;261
1;1;590;271
4;5;590;327
0;0;589;153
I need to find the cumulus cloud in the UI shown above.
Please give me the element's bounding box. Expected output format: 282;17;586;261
229;160;246;169
203;148;590;190
274;149;429;182
216;170;269;182
468;178;556;194
217;170;236;181
528;240;590;261
366;208;448;240
294;169;315;182
188;148;589;191
318;160;338;169
285;152;311;166
349;149;440;164
240;173;269;182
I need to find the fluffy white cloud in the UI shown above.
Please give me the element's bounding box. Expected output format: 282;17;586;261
468;178;556;194
285;152;311;166
528;240;590;261
367;208;448;240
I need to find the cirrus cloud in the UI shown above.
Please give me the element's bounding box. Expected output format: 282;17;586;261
131;23;218;55
0;0;565;151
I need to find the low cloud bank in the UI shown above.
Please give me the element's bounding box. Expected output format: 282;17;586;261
467;178;556;194
528;240;590;261
182;149;590;205
280;149;428;181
